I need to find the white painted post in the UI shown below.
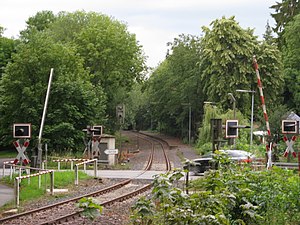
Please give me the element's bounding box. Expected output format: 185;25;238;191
10;165;13;180
58;161;60;171
38;174;41;189
15;178;20;207
18;166;21;183
27;169;30;185
75;165;78;185
71;161;74;170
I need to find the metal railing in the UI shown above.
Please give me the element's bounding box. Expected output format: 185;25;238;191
74;159;97;185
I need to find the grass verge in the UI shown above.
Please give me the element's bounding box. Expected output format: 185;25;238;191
0;149;18;158
0;171;91;209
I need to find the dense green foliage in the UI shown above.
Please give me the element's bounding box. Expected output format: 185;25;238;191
271;0;300;46
0;1;299;153
0;31;105;150
0;11;146;151
142;16;284;144
144;34;203;137
0;27;15;78
131;157;300;224
282;14;300;111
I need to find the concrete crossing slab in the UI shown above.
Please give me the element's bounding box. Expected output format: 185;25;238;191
0;184;14;207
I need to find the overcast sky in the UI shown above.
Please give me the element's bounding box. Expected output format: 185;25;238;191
0;0;277;68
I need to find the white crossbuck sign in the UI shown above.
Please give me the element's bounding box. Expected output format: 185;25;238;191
283;136;297;158
13;139;30;165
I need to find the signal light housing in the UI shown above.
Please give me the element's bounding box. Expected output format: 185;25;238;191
225;120;238;138
13;123;31;139
282;120;298;134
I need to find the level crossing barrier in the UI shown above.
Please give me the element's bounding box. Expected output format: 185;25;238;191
74;158;97;185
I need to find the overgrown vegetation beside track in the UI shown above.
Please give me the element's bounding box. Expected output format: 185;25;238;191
131;155;300;225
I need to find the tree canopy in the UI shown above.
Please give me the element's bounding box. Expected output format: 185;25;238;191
282;13;300;112
142;17;284;141
0;10;146;150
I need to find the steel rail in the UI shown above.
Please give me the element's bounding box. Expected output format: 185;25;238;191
0;179;131;223
135;131;171;172
0;131;171;224
39;184;153;225
43;132;172;224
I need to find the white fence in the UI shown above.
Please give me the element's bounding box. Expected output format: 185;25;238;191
74;159;97;185
14;168;54;207
2;162;54;207
52;158;89;170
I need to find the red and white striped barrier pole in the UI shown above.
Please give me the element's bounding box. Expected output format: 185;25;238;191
253;56;272;169
253;56;271;136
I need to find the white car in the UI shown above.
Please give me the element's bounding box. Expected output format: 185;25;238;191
185;150;255;175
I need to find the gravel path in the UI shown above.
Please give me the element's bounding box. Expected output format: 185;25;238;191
122;130;199;170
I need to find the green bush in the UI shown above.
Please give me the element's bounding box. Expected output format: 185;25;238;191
131;154;300;225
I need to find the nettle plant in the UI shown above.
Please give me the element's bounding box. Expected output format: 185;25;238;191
130;153;300;225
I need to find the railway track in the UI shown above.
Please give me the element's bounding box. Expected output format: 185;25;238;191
0;131;171;225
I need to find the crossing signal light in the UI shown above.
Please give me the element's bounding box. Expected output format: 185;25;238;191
225;120;238;138
92;125;103;137
116;104;125;124
282;120;298;134
13;123;31;138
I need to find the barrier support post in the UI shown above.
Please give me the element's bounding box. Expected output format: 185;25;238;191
58;162;60;171
94;159;97;178
50;171;54;195
71;161;74;170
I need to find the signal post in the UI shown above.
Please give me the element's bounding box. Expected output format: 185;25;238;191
12;123;31;167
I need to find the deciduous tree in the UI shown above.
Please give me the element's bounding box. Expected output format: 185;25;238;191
200;16;283;118
282;14;300;112
0;32;106;150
